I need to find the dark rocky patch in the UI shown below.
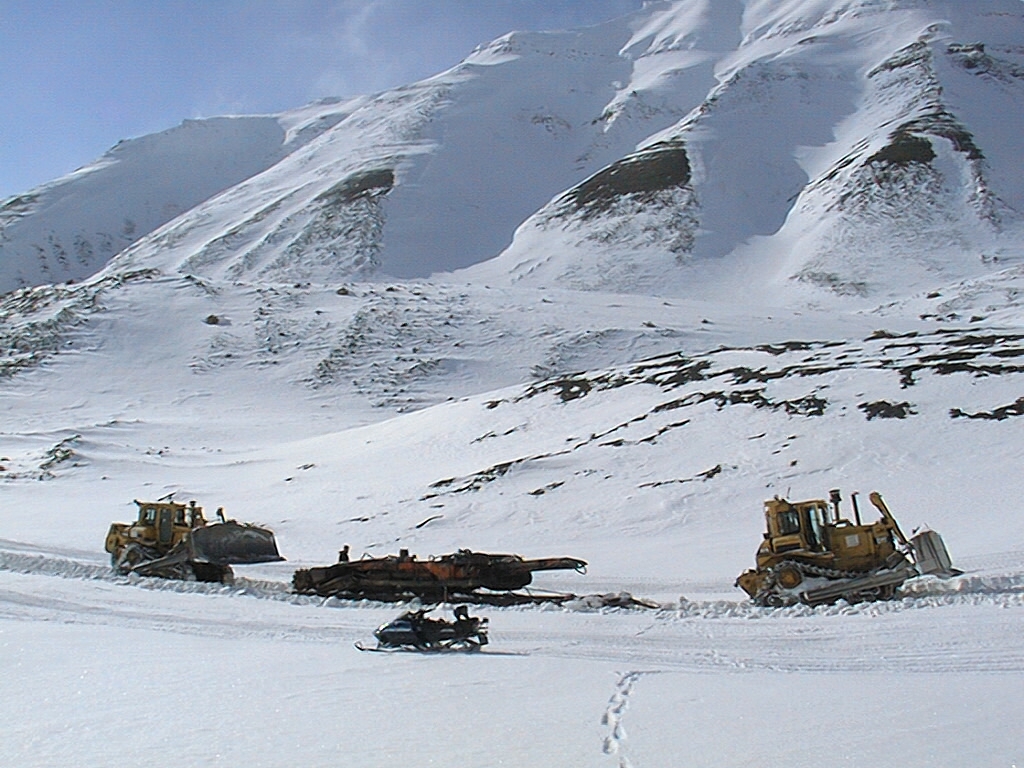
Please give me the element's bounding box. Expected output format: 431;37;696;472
900;112;983;160
944;332;1024;349
523;375;594;403
0;193;40;217
947;42;1024;82
316;168;394;206
558;141;690;217
639;463;724;489
637;419;690;445
858;400;917;420
868;39;928;77
795;271;870;297
867;132;936;166
950;397;1024;421
422;450;571;499
867;329;919;341
638;358;711;388
652;388;827;417
528;481;564;496
755;341;816;356
1;269;158;378
40;434;82;471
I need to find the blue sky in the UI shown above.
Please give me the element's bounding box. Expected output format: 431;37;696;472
0;0;642;199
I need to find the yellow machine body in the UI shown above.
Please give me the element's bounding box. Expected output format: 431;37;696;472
736;490;953;606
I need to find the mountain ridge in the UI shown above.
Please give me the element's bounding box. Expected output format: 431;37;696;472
3;0;1019;302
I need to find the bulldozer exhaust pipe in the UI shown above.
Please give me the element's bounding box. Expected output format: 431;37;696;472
829;488;842;522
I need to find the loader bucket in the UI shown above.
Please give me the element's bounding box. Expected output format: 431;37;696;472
189;521;284;565
910;530;960;578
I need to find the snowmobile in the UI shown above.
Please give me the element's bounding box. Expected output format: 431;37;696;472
357;606;489;652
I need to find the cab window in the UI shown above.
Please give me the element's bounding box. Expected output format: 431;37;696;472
804;504;827;550
777;509;801;535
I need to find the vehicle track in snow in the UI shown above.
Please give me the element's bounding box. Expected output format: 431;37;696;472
2;538;1023;615
2;557;1015;675
2;539;1023;676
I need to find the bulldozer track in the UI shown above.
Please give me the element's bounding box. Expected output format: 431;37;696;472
754;559;902;606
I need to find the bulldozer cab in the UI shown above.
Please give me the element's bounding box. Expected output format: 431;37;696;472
763;498;832;554
760;492;900;571
134;500;205;544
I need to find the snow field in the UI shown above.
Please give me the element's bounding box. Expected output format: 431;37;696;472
2;1;1024;765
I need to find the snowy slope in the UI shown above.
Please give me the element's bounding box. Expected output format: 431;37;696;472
473;0;1024;300
5;1;1021;301
0;99;359;294
96;17;706;287
1;2;1023;766
1;271;1022;765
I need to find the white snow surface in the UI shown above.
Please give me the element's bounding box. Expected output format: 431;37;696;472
0;100;361;293
2;1;1024;766
4;0;1022;300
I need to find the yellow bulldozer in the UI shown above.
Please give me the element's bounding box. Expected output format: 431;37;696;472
736;489;958;606
105;498;283;583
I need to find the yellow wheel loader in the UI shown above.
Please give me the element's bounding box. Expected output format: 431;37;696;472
105;498;283;583
736;489;958;606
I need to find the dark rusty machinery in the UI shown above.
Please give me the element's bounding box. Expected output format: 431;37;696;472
292;547;587;603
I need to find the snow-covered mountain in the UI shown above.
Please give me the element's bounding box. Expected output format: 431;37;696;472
2;2;1023;766
0;100;361;292
473;0;1024;298
4;0;1022;300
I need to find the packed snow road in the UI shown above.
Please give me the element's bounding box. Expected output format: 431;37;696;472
3;541;1023;679
2;540;1023;767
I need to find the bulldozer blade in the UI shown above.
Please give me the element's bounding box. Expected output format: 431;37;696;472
189;521;284;565
910;530;961;578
